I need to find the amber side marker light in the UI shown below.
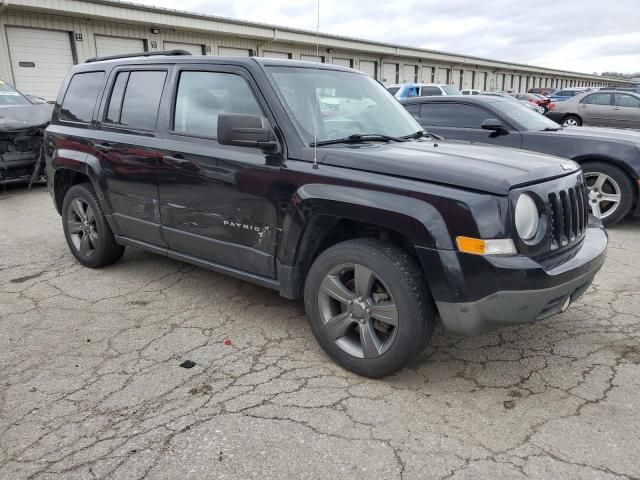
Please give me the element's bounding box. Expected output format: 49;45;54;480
456;236;517;256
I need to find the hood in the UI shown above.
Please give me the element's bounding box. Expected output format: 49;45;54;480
547;125;640;144
0;103;54;132
312;140;578;195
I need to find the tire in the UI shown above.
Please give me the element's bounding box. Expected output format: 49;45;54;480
304;238;435;378
582;161;634;226
562;114;582;127
62;183;125;268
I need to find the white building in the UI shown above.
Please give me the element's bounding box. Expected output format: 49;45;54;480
0;0;631;100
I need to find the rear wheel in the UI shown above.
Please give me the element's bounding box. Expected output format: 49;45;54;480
562;115;582;127
582;161;634;226
62;183;125;267
304;238;435;378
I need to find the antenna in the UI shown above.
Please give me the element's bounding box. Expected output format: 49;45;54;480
312;0;319;169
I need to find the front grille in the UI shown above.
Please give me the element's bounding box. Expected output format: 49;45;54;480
547;182;589;250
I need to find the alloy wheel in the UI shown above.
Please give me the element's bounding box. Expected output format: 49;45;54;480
67;199;98;257
563;118;579;127
317;263;398;359
585;172;621;220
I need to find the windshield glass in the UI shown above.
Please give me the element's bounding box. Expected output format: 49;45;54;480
0;81;32;106
266;67;422;145
492;100;561;130
442;85;461;95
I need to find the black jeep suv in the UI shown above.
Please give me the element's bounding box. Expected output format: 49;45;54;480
45;53;607;377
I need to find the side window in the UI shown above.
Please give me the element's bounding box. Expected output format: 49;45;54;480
105;70;166;131
403;103;420;120
420;86;442;96
173;71;262;140
420;103;493;128
59;71;105;123
582;93;611;105
615;94;640;108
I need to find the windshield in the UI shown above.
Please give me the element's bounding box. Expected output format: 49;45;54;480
442;85;461;95
0;81;32;106
492;100;561;131
266;67;422;145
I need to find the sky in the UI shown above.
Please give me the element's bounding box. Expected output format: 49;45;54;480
132;0;640;74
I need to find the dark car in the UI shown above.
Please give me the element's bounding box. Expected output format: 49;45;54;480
402;95;640;225
45;53;607;377
0;80;54;183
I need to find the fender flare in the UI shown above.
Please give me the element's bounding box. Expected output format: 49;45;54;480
278;183;454;267
51;149;112;216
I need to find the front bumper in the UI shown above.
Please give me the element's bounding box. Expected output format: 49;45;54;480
417;221;607;335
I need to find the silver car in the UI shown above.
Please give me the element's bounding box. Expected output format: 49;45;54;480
547;91;640;129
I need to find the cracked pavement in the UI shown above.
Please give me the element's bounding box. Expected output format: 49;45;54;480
1;185;639;480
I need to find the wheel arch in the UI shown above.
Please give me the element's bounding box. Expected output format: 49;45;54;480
51;153;110;216
277;184;453;299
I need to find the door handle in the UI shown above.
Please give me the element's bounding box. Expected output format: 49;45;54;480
94;143;115;152
613;107;621;110
163;155;192;168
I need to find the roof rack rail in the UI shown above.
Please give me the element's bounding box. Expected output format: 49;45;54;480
85;50;192;63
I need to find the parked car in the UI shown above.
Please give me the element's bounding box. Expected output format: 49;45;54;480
387;83;460;99
401;95;640;225
546;91;640;130
461;89;483;95
529;87;557;97
511;93;553;114
0;79;54;184
549;88;591;102
45;53;607;377
599;86;640;95
482;92;541;112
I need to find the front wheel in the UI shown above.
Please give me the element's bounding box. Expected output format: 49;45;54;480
562;115;582;127
582;161;634;226
62;183;125;267
304;238;435;378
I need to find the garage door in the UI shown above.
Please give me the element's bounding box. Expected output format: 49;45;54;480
436;68;449;84
300;55;323;63
95;35;145;58
164;41;203;56
263;51;290;59
403;65;417;83
382;63;398;85
219;47;251;57
359;61;376;78
6;27;75;101
332;58;352;68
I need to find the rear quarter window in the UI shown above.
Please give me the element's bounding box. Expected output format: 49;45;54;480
59;71;105;123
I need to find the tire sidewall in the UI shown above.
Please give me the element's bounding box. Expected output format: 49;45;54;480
62;184;113;268
304;241;430;377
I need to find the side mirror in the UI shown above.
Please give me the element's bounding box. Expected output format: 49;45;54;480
481;118;506;131
217;113;278;151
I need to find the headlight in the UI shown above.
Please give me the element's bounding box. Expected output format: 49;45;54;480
515;193;539;241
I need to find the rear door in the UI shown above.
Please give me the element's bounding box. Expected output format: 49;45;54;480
577;93;613;126
156;66;281;278
417;102;522;148
93;66;169;247
610;93;640;129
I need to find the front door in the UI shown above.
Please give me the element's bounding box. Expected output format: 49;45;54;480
93;67;170;247
156;67;281;278
417;102;522;148
609;93;640;129
577;92;613;126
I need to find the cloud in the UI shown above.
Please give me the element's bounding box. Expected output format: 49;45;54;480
132;0;640;74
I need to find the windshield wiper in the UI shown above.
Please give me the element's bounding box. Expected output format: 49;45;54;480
402;130;444;141
310;133;407;147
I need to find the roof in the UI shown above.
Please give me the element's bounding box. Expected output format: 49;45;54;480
399;95;510;104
